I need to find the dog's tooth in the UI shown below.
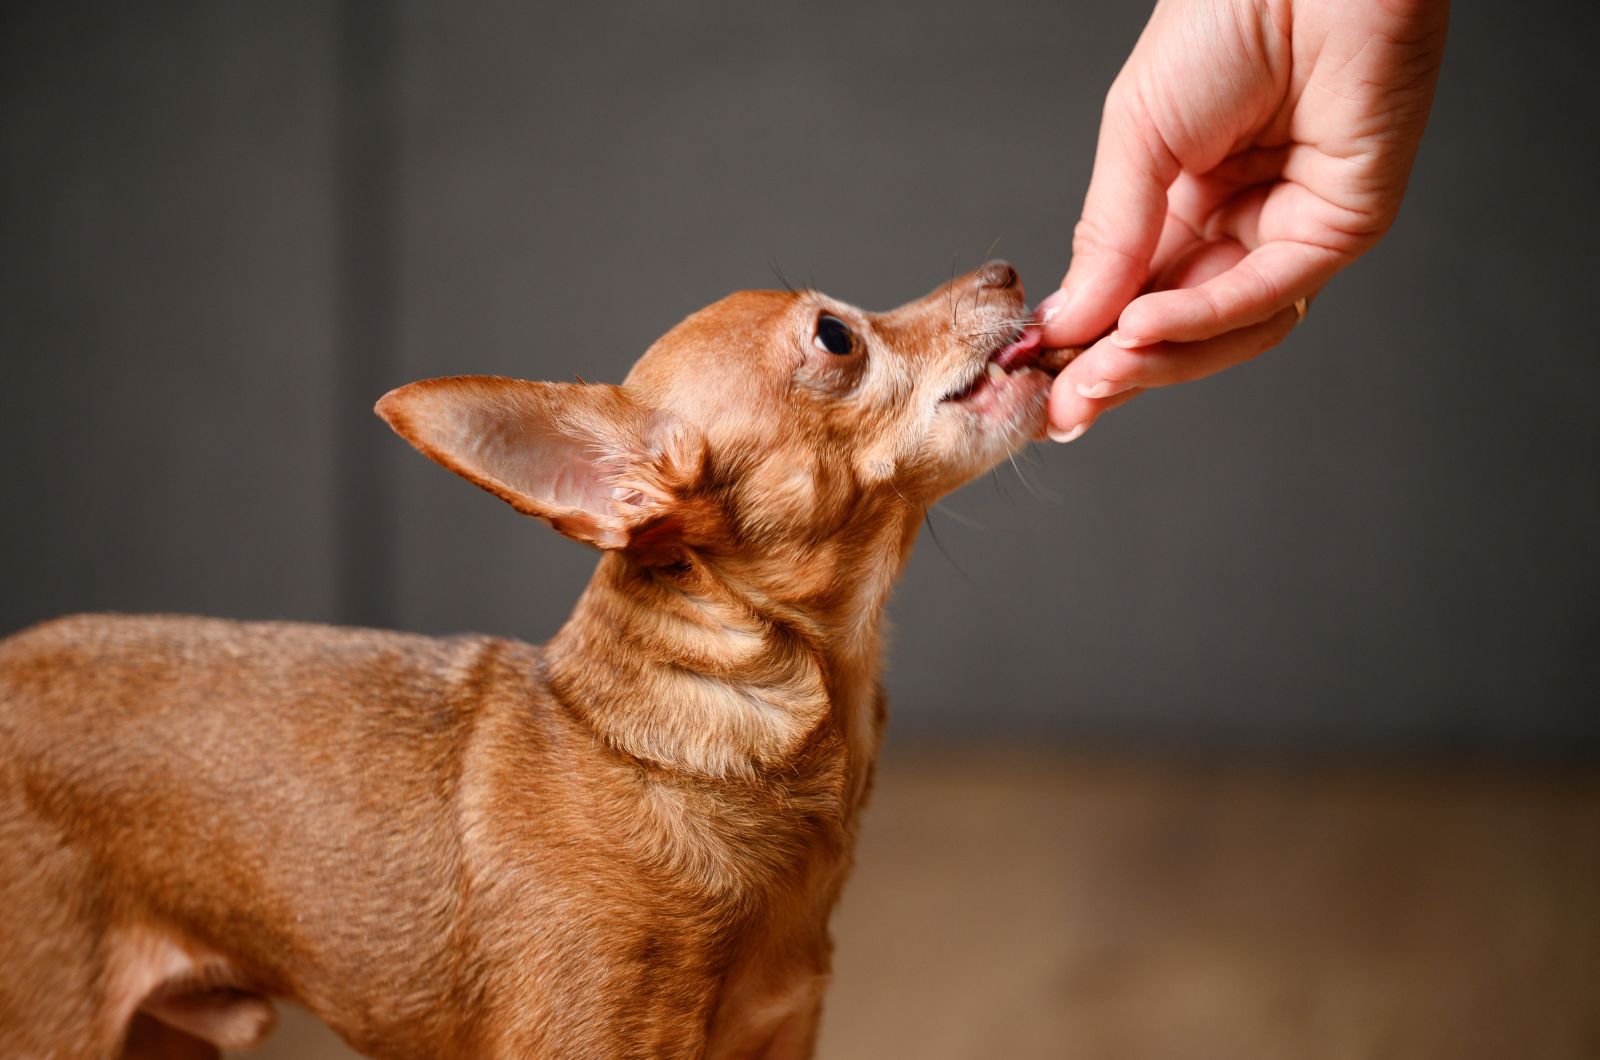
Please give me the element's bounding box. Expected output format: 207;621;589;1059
986;362;1006;383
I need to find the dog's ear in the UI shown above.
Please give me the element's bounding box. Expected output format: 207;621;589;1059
376;376;706;556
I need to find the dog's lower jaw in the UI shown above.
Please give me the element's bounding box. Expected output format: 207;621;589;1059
924;367;1054;496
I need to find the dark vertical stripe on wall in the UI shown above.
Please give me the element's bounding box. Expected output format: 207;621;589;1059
335;0;397;627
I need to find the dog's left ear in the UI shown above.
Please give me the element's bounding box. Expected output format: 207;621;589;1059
376;375;706;557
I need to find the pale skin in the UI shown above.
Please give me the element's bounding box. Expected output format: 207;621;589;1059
1039;0;1450;441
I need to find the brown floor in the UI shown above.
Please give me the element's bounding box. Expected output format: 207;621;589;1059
241;751;1600;1059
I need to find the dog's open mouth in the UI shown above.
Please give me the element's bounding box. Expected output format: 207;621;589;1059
939;323;1079;405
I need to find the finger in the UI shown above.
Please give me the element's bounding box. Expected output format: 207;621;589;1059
1037;81;1180;348
1066;302;1303;402
1046;331;1148;438
1149;238;1248;299
1115;239;1341;345
1045;373;1142;444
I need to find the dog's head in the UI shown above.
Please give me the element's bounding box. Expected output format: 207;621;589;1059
377;261;1055;577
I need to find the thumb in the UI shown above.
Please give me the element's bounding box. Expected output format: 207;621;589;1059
1038;83;1177;348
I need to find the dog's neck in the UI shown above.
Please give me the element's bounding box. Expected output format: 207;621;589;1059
544;505;922;801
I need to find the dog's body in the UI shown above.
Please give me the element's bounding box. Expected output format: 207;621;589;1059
0;263;1062;1058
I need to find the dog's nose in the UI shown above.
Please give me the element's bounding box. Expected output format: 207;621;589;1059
976;260;1019;290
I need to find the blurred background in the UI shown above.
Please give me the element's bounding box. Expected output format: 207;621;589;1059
3;2;1596;1057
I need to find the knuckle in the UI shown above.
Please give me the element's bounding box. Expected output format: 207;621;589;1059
1187;285;1228;334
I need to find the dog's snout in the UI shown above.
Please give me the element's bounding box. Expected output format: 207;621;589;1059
976;260;1019;290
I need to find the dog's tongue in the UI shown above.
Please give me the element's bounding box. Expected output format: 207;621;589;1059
993;326;1044;371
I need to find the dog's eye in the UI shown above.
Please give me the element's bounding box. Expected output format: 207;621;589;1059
813;314;854;355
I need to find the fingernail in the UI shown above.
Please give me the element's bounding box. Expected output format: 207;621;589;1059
1047;422;1088;444
1110;330;1151;349
1035;287;1070;324
1076;380;1120;400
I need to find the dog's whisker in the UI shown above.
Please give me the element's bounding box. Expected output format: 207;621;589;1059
988;463;1014;503
921;509;975;584
929;500;986;529
1007;453;1050;503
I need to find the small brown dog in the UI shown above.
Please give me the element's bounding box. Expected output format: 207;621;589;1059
0;261;1066;1059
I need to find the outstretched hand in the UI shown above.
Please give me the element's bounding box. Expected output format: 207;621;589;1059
1039;0;1449;442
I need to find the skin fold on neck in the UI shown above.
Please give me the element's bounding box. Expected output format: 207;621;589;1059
543;503;921;799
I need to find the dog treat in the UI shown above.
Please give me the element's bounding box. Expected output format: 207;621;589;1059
1038;345;1086;373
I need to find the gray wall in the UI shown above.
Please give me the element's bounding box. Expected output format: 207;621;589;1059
3;1;1595;753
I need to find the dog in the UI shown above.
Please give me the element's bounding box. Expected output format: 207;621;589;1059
0;260;1070;1058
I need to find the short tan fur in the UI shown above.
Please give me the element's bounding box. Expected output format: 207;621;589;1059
0;261;1057;1059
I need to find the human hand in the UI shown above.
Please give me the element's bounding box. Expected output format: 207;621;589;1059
1038;0;1449;442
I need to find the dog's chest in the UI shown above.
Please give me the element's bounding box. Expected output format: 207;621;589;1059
703;837;850;1059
